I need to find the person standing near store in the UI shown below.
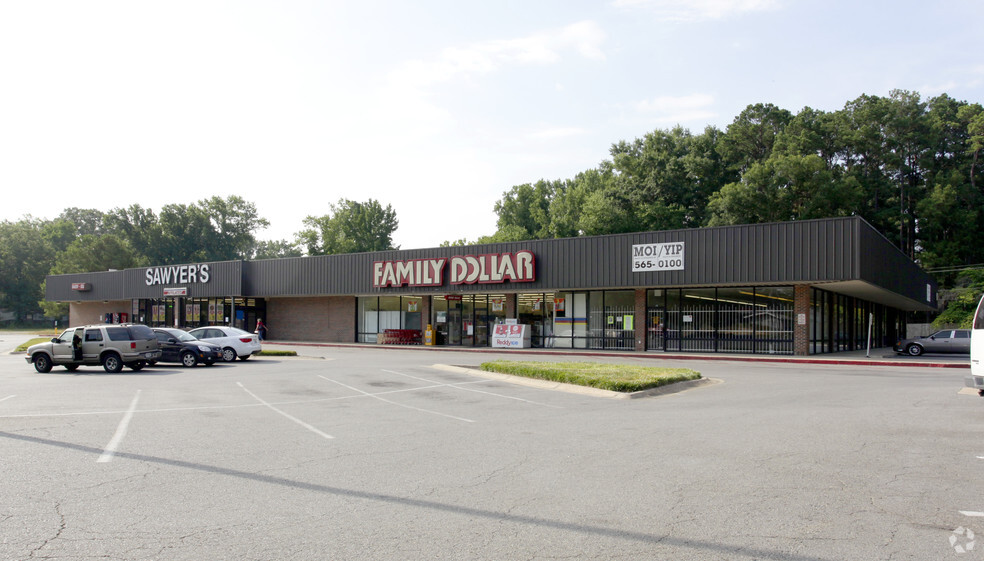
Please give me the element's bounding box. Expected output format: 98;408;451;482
255;319;267;342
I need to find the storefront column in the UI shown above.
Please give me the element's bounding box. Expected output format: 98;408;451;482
634;289;647;351
794;285;811;356
505;294;517;320
421;296;432;332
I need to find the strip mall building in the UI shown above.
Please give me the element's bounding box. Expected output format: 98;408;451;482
45;217;937;356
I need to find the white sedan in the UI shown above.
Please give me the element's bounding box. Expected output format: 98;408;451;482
187;326;262;362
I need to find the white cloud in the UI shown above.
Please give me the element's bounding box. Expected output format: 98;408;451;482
635;93;716;124
527;126;587;141
388;20;607;90
612;0;780;21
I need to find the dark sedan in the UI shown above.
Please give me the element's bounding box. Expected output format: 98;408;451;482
151;328;224;367
894;329;971;356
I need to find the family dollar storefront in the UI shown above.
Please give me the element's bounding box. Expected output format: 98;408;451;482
44;217;938;356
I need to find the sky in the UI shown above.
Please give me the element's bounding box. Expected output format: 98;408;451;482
1;0;982;251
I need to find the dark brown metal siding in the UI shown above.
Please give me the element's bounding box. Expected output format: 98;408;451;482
858;224;937;308
46;261;243;301
44;217;934;309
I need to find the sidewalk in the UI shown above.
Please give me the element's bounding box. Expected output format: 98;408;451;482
260;340;972;369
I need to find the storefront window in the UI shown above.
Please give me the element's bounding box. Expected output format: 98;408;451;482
717;288;757;353
678;288;716;352
357;296;423;343
515;293;551;347
358;297;381;343
755;287;793;354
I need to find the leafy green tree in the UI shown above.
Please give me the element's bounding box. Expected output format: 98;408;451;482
0;218;56;320
156;203;212;264
473;225;531;244
933;269;984;328
49;234;140;275
706;154;861;225
105;197;269;264
252;239;303;259
103;204;162;265
493;180;556;240
718;103;793;174
298;199;399;255
59;208;105;237
197;196;270;261
39;234;140;318
549;169;611;238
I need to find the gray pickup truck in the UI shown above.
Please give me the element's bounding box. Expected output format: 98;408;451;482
26;324;162;373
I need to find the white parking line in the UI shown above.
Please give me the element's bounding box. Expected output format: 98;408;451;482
237;382;334;440
382;369;562;409
98;390;141;463
317;375;475;423
960;511;984;517
0;395;15;403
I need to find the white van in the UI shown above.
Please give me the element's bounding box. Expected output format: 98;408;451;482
967;294;984;395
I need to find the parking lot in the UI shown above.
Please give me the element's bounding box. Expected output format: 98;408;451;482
1;337;983;560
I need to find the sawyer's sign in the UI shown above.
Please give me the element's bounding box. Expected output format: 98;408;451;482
373;251;535;288
145;264;211;286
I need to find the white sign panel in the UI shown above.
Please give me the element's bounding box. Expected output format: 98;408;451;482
491;324;531;348
632;242;685;272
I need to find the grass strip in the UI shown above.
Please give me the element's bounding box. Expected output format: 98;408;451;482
479;360;701;393
255;350;298;357
16;338;52;353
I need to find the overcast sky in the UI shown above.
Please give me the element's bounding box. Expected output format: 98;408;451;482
1;0;981;250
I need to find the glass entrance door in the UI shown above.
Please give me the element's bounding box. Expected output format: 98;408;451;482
447;298;462;345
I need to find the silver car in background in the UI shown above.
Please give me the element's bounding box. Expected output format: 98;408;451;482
894;329;971;356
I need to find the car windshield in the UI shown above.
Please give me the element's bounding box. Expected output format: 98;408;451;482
225;327;249;335
163;330;197;342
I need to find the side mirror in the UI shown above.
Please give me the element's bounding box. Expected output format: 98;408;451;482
167;338;178;344
51;337;59;343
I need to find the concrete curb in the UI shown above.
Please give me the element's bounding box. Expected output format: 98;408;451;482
431;363;723;399
263;341;970;369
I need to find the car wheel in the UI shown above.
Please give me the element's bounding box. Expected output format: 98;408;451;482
181;351;198;367
222;347;237;362
238;354;250;361
102;353;123;373
64;364;79;372
906;344;923;356
33;354;52;373
128;361;146;371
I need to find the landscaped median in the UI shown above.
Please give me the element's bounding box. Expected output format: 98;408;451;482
478;360;702;393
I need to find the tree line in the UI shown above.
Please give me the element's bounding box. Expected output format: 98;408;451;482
478;90;984;280
0;197;399;321
2;88;982;324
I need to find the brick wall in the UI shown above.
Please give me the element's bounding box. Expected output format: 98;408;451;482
634;288;647;351
266;296;356;343
70;301;132;327
794;285;810;356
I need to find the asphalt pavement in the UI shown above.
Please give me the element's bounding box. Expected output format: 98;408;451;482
2;339;983;560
